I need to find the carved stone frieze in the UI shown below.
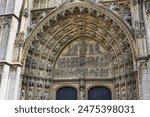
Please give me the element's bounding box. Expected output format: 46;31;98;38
54;38;112;79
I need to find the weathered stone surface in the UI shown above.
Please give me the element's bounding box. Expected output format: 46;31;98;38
0;0;150;100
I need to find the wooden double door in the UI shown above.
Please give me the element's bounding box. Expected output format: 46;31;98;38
56;86;112;100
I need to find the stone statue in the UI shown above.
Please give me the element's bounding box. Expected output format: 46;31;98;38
80;90;85;100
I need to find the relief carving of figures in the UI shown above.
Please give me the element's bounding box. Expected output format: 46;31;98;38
42;91;49;100
45;79;51;88
13;31;25;62
21;87;26;100
28;87;35;100
36;87;43;100
37;78;44;87
30;77;36;86
28;20;36;32
54;38;112;79
36;88;49;100
15;32;25;47
121;88;126;100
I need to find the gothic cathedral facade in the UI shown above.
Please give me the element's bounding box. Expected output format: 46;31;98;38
0;0;150;100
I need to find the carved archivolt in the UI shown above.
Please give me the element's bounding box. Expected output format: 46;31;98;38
21;1;137;100
114;71;137;100
30;0;132;32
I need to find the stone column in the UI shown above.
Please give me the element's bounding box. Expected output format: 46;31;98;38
0;65;10;99
0;0;25;99
138;61;150;99
131;0;148;57
6;66;22;99
144;1;150;55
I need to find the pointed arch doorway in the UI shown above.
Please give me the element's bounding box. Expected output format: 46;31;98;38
21;1;138;100
56;87;77;100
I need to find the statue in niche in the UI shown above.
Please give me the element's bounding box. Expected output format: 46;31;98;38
28;87;34;100
80;80;85;89
29;78;35;86
116;92;120;99
47;63;52;73
37;78;43;87
45;79;50;88
43;91;49;100
28;20;36;32
36;87;43;100
21;87;25;100
121;88;126;100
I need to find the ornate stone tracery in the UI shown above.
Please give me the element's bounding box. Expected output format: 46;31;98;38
0;17;11;60
135;21;145;38
20;1;137;100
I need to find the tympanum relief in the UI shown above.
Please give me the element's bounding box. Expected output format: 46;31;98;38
54;38;112;79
